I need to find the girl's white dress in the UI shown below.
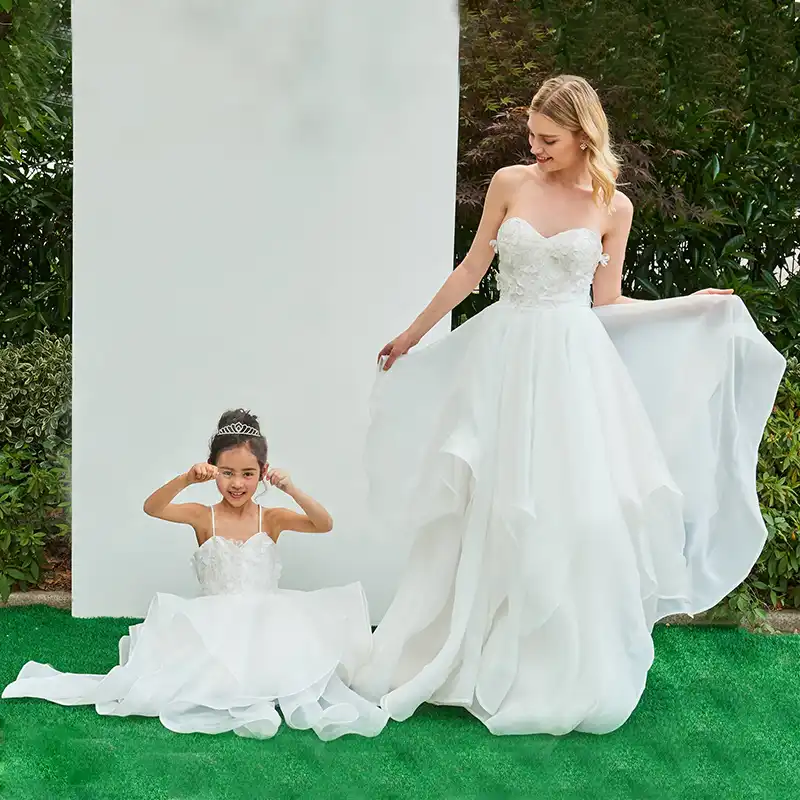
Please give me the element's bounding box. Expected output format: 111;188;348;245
3;506;388;740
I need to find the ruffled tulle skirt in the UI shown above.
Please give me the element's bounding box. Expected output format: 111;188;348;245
353;295;785;735
3;583;388;740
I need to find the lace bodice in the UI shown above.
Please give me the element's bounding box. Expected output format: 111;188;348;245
192;533;282;595
490;217;609;309
191;506;282;595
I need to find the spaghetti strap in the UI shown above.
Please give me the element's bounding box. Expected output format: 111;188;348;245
209;505;216;537
258;505;262;534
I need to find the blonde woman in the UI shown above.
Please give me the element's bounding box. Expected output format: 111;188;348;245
354;75;786;735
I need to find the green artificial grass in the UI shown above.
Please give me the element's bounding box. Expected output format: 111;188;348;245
1;606;799;800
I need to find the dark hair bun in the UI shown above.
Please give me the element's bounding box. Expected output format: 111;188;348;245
208;408;268;468
216;408;261;434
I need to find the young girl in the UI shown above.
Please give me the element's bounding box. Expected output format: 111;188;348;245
3;409;388;741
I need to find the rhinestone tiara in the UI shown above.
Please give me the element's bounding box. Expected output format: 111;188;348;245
214;422;262;438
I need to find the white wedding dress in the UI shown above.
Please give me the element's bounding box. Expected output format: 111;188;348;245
3;507;388;740
353;216;786;735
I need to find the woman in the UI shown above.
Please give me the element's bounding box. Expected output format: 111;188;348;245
353;75;786;735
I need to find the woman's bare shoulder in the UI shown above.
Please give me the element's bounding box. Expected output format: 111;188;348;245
494;163;535;186
612;188;634;215
486;165;535;210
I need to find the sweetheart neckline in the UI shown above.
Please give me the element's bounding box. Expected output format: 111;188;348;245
198;530;274;552
499;216;601;242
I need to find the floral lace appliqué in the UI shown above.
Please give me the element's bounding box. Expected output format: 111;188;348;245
494;218;605;309
192;533;282;596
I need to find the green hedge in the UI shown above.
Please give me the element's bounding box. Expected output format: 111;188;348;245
0;0;72;346
0;331;70;600
750;358;800;610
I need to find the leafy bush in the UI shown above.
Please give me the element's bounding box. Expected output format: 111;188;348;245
749;360;800;607
0;331;70;600
0;133;72;346
0;0;72;346
0;0;71;158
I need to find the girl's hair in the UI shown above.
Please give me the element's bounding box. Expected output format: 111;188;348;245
529;75;620;211
207;408;268;472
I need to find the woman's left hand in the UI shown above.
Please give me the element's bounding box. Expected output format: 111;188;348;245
266;468;293;493
693;288;735;295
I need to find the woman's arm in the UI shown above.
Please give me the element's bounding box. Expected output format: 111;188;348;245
379;166;523;370
591;192;637;307
592;192;734;306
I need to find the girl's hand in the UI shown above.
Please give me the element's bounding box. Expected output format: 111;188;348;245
693;288;734;296
186;463;218;484
378;330;419;371
266;468;293;493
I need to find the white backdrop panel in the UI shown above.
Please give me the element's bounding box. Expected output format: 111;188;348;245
72;1;459;618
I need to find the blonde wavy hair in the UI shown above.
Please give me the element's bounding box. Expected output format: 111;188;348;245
529;75;620;211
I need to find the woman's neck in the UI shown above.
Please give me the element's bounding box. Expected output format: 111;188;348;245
536;161;591;190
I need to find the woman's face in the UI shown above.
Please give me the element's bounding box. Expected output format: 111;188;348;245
527;112;585;172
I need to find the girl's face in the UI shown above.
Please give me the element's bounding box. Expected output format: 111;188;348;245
215;444;265;506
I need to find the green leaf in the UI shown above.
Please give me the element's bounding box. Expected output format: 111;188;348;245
722;234;747;256
746;121;757;151
736;595;749;613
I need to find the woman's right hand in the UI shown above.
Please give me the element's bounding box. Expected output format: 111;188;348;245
186;463;218;484
378;330;419;371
